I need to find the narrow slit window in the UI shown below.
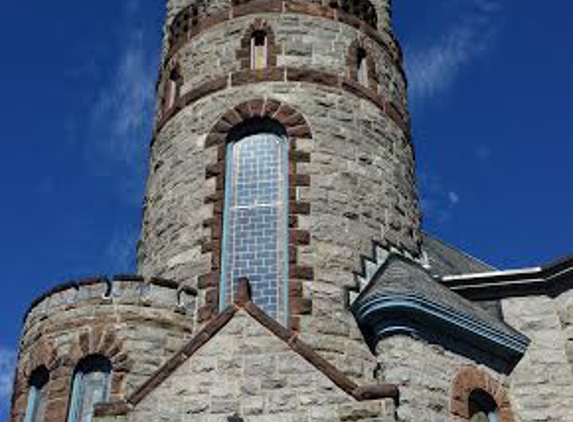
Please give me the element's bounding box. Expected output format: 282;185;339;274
251;31;268;70
163;68;180;112
67;355;112;422
24;367;49;422
221;118;289;321
357;48;369;86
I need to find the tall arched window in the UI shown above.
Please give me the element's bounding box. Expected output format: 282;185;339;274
469;390;499;422
24;367;49;422
221;118;289;321
250;30;268;70
67;355;112;422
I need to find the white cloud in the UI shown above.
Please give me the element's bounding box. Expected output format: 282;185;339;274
448;191;460;206
90;28;156;167
0;348;16;401
419;174;461;225
405;0;504;106
85;0;158;206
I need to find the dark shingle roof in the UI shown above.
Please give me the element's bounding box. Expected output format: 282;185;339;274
422;233;495;278
361;254;520;337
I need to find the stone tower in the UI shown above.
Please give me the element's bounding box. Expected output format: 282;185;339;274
137;0;421;362
17;1;573;421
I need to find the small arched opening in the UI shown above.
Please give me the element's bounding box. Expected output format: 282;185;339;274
250;30;269;70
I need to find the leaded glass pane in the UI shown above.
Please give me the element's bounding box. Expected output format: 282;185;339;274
222;129;288;320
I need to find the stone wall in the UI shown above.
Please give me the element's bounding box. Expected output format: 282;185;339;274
503;294;573;422
10;277;196;422
375;335;513;422
94;310;397;422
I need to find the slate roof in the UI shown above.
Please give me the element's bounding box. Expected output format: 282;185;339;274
422;233;495;278
352;254;529;369
359;254;521;338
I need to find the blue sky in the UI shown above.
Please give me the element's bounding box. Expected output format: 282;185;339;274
1;0;572;417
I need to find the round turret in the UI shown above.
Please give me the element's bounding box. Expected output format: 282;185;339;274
9;277;195;422
136;0;421;378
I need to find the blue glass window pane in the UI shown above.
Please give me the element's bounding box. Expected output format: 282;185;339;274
67;357;111;422
222;130;288;320
24;368;48;422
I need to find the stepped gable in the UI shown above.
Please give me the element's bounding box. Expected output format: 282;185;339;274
352;254;529;368
95;280;399;418
421;233;496;278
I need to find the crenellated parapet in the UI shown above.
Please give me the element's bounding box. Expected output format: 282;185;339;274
24;275;197;329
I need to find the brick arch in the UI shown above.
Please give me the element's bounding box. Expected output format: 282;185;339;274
236;19;280;70
20;338;59;379
200;99;314;332
348;38;377;90
67;325;133;398
451;366;515;422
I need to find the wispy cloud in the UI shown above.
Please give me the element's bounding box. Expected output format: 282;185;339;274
85;0;159;273
419;173;461;225
85;0;158;205
405;0;504;107
0;348;16;402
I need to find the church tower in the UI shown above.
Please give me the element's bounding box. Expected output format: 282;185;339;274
16;1;560;422
137;0;421;359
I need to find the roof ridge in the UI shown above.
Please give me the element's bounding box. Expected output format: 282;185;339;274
94;279;399;418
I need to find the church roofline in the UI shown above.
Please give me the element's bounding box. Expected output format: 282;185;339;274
441;254;573;301
94;279;399;418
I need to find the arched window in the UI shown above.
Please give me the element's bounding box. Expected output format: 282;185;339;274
67;355;112;422
356;47;369;86
250;30;268;70
24;367;49;422
221;118;289;321
469;390;499;422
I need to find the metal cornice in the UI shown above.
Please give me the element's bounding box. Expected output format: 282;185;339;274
353;292;530;361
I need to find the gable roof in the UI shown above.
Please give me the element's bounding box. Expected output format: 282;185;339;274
352;254;529;370
94;280;398;418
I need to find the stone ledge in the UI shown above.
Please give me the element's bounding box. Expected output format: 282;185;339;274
155;66;411;139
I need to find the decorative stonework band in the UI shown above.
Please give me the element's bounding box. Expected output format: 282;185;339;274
156;66;411;138
166;0;402;68
451;366;515;422
199;98;314;331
